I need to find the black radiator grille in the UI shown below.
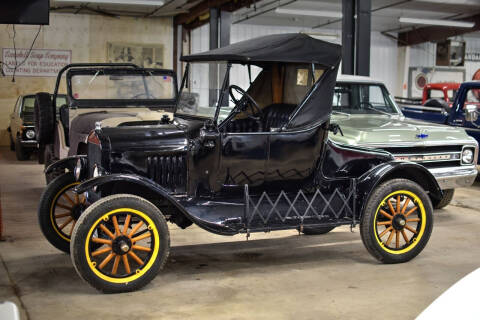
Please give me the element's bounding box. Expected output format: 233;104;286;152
146;154;187;192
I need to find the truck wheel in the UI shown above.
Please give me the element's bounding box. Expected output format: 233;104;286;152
10;134;15;151
34;92;55;145
44;145;62;184
15;137;29;161
71;194;170;293
299;226;335;235
432;189;454;209
360;179;433;264
38;173;84;253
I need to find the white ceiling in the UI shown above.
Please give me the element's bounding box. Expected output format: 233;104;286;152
49;0;480;36
232;0;480;34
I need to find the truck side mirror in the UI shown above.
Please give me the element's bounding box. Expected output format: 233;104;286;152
465;104;478;122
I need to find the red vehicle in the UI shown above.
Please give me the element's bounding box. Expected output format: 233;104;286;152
422;82;460;107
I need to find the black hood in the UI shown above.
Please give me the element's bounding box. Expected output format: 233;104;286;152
99;117;205;153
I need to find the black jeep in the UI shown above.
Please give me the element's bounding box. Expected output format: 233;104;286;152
43;34;441;293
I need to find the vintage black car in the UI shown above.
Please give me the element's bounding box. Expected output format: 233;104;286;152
44;34;441;293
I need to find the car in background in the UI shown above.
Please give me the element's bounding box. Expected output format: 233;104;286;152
398;81;480;161
34;63;176;183
330;75;478;209
8;94;66;160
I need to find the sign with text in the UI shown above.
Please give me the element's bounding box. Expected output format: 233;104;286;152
2;48;71;77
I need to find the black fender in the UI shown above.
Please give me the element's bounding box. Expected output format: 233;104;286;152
74;174;238;236
356;161;443;218
45;155;86;174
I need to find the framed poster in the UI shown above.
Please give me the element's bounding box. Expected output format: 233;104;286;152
106;42;164;68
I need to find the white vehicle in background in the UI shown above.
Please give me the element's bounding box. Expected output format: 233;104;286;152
330;75;478;209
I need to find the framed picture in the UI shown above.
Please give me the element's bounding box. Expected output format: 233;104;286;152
106;42;164;68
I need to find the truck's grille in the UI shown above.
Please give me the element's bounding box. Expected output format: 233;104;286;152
146;154;187;192
382;145;464;168
87;141;102;177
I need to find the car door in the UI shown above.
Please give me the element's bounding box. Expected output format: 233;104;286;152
218;130;268;194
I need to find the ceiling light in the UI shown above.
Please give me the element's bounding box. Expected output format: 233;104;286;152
275;8;342;19
399;17;474;28
55;0;165;6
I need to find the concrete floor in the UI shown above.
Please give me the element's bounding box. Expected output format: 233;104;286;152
0;147;479;320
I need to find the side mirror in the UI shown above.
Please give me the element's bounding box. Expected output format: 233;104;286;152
465;104;478;122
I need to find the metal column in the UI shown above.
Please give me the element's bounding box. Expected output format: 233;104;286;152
355;0;371;76
341;0;371;76
341;0;355;75
209;8;219;106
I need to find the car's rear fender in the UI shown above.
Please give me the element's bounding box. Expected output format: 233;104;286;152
356;161;443;217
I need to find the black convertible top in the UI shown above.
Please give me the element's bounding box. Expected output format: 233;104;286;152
181;33;341;67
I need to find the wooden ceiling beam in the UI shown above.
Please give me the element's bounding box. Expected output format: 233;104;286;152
398;13;480;46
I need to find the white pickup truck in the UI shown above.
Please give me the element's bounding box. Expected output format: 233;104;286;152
330;75;478;209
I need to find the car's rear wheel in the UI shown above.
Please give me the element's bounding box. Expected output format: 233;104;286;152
432;189;454;209
299;226;336;235
360;179;433;264
71;194;170;293
15;137;29;161
38;173;84;253
9;134;15;151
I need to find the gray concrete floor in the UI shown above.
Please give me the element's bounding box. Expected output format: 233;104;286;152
0;147;479;320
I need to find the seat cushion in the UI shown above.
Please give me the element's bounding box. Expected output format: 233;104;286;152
225;118;262;133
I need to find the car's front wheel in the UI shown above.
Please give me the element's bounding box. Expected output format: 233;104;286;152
71;194;170;293
360;179;433;264
15;137;29;161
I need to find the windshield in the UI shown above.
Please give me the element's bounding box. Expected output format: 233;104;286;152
176;62;231;120
22;95;67;114
332;83;398;115
70;73;175;101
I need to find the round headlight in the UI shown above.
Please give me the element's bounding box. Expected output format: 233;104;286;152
461;149;474;164
74;158;83;181
93;164;102;178
25;130;35;139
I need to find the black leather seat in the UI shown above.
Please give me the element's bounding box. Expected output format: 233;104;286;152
262;103;297;131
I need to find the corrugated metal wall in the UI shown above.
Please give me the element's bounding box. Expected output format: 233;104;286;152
191;24;399;92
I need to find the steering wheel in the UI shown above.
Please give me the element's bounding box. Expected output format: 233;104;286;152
228;85;263;121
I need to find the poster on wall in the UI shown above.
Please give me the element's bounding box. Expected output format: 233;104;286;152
106;42;164;68
2;48;71;76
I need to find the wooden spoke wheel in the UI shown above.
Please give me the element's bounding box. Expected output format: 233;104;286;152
38;173;87;253
71;194;170;293
360;179;433;264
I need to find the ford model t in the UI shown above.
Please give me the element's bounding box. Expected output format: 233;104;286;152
41;34;441;293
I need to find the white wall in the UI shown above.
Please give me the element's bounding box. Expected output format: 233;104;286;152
409;36;480;81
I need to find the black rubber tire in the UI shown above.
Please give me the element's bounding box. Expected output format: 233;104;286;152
34;92;55;145
9;134;15;151
44;145;62;184
71;194;170;293
432;189;454;209
300;226;336;235
360;179;433;264
38;173;80;253
15;137;29;161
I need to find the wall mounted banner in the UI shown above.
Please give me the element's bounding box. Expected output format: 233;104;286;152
2;48;71;77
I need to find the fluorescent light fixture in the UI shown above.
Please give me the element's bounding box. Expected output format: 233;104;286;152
55;0;165;6
275;8;342;19
399;17;474;28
